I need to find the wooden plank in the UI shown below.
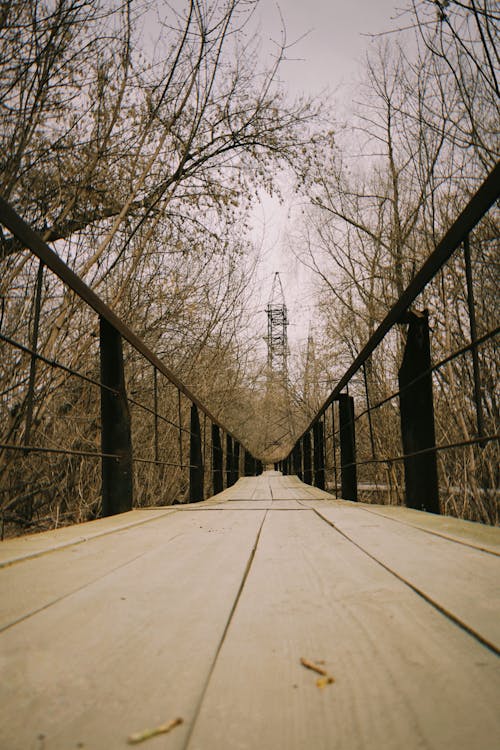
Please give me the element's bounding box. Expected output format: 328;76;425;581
187;510;500;750
216;478;259;500
0;508;176;568
312;505;500;651
360;504;500;555
1;511;190;630
0;509;266;750
270;500;306;510
185;501;272;510
265;474;312;501
289;476;500;556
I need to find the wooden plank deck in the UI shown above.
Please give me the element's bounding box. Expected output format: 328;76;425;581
1;472;499;749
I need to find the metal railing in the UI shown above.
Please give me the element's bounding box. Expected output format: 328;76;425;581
0;198;262;536
278;163;499;523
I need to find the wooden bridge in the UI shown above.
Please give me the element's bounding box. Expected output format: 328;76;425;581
1;152;499;748
1;471;499;749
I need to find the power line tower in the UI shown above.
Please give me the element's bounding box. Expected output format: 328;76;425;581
261;272;295;460
266;272;289;382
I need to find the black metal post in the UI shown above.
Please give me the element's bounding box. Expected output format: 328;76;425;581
226;434;234;487
292;441;302;478
232;441;240;484
100;317;133;515
177;389;183;469
24;261;44;448
338;393;357;501
463;236;485;439
203;412;207;475
303;431;312;485
398;310;439;513
211;423;223;495
189;403;204;503
153;367;159;463
313;419;325;490
244;450;254;476
362;362;376;460
331;403;338;498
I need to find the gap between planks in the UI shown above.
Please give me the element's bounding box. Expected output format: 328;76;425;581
181;510;269;750
310;506;500;656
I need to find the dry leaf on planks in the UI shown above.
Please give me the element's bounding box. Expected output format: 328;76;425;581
300;657;335;688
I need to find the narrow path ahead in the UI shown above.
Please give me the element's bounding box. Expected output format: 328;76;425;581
1;472;499;749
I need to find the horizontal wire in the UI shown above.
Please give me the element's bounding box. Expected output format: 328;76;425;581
132;456;195;468
353;326;499;424
127;396;192;434
0;443;118;459
338;434;499;470
0;331;116;394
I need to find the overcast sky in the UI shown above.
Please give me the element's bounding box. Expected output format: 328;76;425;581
254;0;405;96
249;0;404;349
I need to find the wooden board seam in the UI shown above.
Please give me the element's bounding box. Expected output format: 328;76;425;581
294;495;500;557
0;509;178;569
182;510;269;749
0;546;156;635
358;506;500;557
311;507;500;657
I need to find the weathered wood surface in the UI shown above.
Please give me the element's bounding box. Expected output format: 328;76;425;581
1;472;499;749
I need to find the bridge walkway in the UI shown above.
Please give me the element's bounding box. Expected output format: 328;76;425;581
1;472;499;749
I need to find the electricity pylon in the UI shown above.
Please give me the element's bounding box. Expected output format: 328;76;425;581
266;272;289;382
261;272;295;459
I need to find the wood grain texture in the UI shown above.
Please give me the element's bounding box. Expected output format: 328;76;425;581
187;509;500;750
312;505;500;651
1;511;196;631
1;473;498;750
0;509;265;750
295;484;500;555
361;504;500;555
0;508;176;567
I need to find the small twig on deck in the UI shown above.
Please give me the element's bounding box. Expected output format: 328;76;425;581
300;657;329;676
300;657;335;688
127;717;183;744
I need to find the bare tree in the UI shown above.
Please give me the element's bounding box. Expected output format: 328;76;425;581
293;4;499;520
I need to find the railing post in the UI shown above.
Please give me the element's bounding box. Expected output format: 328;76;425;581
232;441;240;484
153;367;159;463
244;449;253;476
303;431;312;485
24;260;44;449
313;419;325;490
463;236;485;439
226;434;234;487
398;310;439;513
189;403;204;503
292;441;302;478
331;403;339;498
100;317;133;516
338;394;357;501
211;423;223;495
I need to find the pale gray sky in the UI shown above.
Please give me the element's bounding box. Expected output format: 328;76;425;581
249;0;405;350
254;0;405;96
